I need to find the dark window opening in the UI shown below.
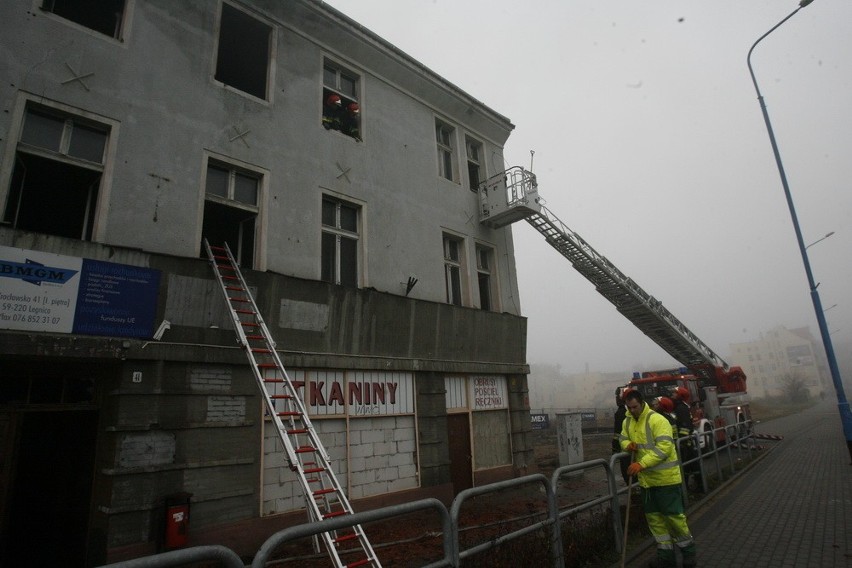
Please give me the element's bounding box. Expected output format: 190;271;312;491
477;273;492;311
4;154;100;240
201;200;256;270
444;236;463;306
436;121;455;181
466;138;483;191
215;3;271;100
42;0;126;38
476;246;493;310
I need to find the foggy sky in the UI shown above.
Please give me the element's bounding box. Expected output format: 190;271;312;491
323;0;852;374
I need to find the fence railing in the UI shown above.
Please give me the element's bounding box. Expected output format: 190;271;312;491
98;421;761;568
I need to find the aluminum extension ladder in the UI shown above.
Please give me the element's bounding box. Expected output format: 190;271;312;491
204;240;381;568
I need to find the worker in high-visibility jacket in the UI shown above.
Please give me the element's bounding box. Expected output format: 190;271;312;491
620;389;696;568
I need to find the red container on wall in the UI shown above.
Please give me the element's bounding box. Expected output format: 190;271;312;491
163;492;192;550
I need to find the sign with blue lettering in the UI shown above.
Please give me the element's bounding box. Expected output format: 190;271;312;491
0;246;160;338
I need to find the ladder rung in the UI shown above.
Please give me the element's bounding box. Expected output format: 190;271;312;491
333;533;359;544
215;264;236;271
235;309;256;315
222;275;239;281
313;488;337;496
286;428;307;434
271;394;293;400
225;285;243;291
240;322;259;327
278;411;301;417
303;467;325;474
295;446;316;453
323;510;347;519
346;558;372;568
245;335;264;340
229;297;251;303
251;348;271;353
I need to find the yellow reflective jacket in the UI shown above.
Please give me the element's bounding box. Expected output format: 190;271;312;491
619;402;682;488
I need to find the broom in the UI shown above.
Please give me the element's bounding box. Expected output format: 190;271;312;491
620;452;635;568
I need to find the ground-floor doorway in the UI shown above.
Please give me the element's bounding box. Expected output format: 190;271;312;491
447;413;472;493
0;358;104;567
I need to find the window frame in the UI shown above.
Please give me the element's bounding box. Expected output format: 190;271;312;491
1;97;119;243
443;233;467;306
213;1;276;102
321;195;362;287
321;58;362;140
436;119;457;182
475;244;498;311
200;154;266;270
40;0;131;41
465;136;484;192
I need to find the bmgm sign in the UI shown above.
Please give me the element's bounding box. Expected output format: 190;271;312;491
0;246;160;338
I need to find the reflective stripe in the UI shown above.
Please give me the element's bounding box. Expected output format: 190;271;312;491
674;535;695;548
654;534;672;544
656;435;674;443
646;460;681;471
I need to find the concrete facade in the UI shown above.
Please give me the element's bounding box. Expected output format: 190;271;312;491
729;325;829;399
0;1;533;564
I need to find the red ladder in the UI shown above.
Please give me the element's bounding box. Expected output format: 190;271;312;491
205;240;381;568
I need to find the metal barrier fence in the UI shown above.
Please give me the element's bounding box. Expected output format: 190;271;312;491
99;422;758;568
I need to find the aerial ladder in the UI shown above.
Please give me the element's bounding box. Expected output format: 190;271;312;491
205;240;381;568
478;167;745;393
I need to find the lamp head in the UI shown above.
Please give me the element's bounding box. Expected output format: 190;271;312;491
799;0;814;7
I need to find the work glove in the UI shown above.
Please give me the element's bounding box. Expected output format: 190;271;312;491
627;462;643;477
625;442;638;452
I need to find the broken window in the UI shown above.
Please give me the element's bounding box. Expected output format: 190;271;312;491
321;197;359;287
466;136;483;192
42;0;127;38
436;120;456;181
322;61;361;140
215;3;272;100
201;161;260;269
3;106;108;241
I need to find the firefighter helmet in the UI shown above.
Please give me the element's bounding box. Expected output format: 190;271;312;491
326;94;342;107
347;102;360;114
658;396;674;413
674;387;690;402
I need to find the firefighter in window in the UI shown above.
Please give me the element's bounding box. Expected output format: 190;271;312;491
342;102;360;140
322;94;343;131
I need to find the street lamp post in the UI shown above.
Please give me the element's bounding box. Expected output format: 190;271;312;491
806;231;835;250
747;0;852;464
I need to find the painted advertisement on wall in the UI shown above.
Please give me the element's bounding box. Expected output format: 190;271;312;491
265;369;415;417
0;246;160;338
470;375;507;410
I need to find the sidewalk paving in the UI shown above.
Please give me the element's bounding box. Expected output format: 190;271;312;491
619;400;852;567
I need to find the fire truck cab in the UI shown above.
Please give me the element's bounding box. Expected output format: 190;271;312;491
626;367;751;448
